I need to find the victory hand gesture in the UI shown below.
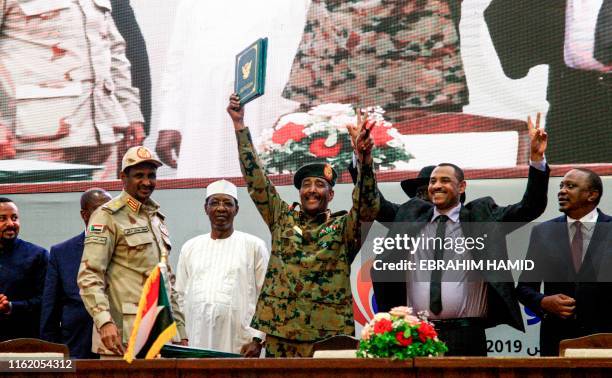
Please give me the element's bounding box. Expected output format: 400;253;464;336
527;112;547;162
347;108;367;148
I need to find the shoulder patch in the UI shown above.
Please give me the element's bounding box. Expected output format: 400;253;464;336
85;236;107;245
124;226;149;235
102;198;125;214
88;224;105;234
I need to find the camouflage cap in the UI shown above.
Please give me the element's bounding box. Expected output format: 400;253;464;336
121;146;162;172
293;163;337;189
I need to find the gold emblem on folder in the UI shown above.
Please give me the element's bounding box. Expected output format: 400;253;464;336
241;60;252;80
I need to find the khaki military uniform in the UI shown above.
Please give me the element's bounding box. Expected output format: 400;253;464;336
0;0;142;160
282;0;468;116
77;191;186;355
236;128;379;357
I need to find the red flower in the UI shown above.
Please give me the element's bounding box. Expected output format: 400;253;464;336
370;123;393;146
272;122;306;145
417;322;438;343
395;331;413;347
309;138;341;158
373;318;393;335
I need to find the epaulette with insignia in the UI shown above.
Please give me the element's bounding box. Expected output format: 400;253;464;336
125;197;140;213
156;210;166;220
102;198;125;214
331;210;348;217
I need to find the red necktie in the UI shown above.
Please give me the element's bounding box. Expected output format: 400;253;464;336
571;221;583;273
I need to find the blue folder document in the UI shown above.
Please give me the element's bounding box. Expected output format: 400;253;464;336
234;37;268;105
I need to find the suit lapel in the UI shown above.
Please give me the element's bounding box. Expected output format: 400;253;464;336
459;205;485;263
76;232;85;255
550;217;574;270
581;211;612;278
416;207;434;224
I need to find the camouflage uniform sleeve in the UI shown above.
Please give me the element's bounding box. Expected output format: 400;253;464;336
235;127;289;228
344;161;380;252
77;209;116;330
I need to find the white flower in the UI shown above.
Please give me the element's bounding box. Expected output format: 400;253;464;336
387;128;402;139
361;106;386;122
417;310;430;320
304;122;329;136
257;128;276;144
386;139;404;148
404;315;420;326
324;131;338;147
373;312;392;322
329;115;357;133
308;103;354;118
276;112;313;129
361;323;372;340
389;306;413;317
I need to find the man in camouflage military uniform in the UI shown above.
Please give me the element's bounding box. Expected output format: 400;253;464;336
227;94;380;357
77;146;187;357
0;0;144;178
282;0;467;122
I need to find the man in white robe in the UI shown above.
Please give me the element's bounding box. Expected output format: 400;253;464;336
175;179;269;354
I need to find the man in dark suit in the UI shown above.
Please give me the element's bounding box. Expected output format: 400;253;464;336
0;198;48;342
40;189;111;358
517;168;612;356
370;116;550;356
484;0;612;164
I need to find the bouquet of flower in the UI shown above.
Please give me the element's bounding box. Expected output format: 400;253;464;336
357;307;448;360
258;104;412;174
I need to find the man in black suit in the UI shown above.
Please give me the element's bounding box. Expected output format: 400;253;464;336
0;198;48;341
517;168;612;356
484;0;612;164
369;116;550;356
40;189;111;358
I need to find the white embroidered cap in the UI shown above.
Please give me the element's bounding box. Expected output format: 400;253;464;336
206;179;238;200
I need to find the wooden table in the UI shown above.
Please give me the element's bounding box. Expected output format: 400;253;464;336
3;358;612;378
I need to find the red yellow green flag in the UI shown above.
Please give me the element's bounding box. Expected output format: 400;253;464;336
124;265;177;363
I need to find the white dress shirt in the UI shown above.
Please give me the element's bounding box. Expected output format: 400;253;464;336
407;203;488;319
566;207;599;262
